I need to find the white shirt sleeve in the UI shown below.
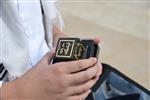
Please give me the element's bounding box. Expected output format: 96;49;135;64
41;0;64;48
41;0;64;30
1;0;50;80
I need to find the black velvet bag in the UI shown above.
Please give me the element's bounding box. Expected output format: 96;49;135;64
86;63;150;100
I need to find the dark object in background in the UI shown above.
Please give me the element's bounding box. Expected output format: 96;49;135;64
88;63;150;100
106;93;140;100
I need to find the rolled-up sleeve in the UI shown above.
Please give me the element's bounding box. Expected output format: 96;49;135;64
41;0;64;48
41;0;64;30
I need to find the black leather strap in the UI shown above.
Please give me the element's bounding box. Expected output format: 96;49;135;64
40;0;44;15
0;63;5;73
0;64;8;81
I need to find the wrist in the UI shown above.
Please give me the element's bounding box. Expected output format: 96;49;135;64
1;79;21;99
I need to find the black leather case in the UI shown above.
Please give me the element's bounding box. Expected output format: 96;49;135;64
52;38;100;100
52;38;100;64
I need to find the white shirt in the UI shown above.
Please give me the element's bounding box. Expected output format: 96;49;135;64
17;0;50;65
0;0;63;83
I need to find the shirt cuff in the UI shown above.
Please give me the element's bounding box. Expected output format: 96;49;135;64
0;81;3;88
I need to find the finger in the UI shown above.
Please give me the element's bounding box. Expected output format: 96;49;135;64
57;57;97;74
93;37;101;44
96;61;102;77
44;48;56;64
69;63;99;85
68;77;98;96
67;90;91;100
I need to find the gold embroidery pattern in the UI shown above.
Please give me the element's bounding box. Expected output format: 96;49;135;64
74;43;86;60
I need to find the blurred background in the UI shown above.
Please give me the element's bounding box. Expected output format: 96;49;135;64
56;0;149;90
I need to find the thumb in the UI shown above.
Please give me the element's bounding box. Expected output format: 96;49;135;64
44;48;56;64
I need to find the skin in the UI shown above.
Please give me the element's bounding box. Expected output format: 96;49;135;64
0;25;102;100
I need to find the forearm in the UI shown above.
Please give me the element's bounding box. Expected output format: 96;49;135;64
52;25;67;47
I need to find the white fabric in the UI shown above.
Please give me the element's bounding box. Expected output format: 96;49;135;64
17;0;49;65
0;81;3;88
0;0;63;81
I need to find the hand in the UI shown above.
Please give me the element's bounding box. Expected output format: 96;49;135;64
93;37;102;77
93;37;101;44
2;49;102;100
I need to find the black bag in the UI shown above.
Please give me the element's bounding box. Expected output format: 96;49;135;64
86;63;150;100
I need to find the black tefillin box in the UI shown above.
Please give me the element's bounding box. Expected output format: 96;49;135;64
52;38;100;100
52;38;100;63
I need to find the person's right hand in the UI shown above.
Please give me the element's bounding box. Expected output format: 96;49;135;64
2;49;102;100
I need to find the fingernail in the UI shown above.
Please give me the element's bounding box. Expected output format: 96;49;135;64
97;77;99;80
96;76;99;81
88;90;91;93
90;57;97;62
97;72;101;77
